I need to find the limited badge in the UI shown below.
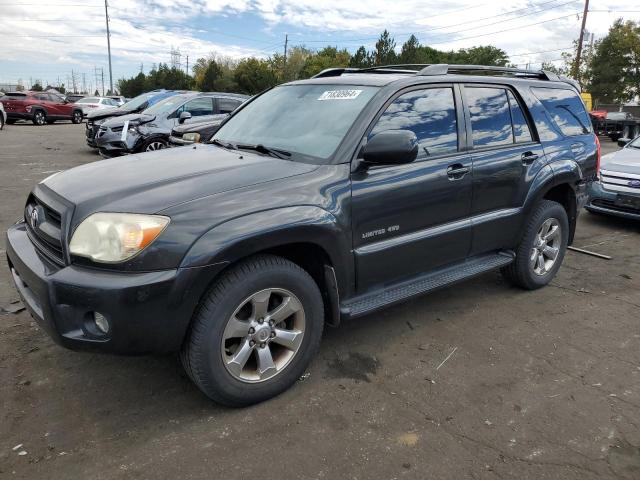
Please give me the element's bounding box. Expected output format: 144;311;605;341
318;89;363;101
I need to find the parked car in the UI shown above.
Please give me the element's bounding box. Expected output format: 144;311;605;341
591;111;640;142
0;91;83;125
586;134;640;219
75;96;120;116
85;90;184;148
64;94;86;103
5;64;597;406
0;101;6;130
96;92;247;156
108;95;126;106
168;116;227;146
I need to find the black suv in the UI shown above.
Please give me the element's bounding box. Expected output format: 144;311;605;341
5;65;598;406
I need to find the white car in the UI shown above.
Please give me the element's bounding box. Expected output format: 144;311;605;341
75;97;120;117
0;101;6;130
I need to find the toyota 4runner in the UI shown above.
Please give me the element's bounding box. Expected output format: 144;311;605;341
5;64;598;406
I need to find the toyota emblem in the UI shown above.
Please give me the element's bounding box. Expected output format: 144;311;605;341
628;179;640;189
30;208;39;229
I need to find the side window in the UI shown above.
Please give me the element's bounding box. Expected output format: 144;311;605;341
466;87;513;147
183;97;214;117
369;87;458;158
36;94;49;101
507;91;532;143
532;87;591;136
218;98;242;114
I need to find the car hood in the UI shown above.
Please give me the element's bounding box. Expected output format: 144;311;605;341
86;106;136;121
102;113;155;127
42;144;318;222
601;147;640;175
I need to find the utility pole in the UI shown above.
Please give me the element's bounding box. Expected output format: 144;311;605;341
71;69;77;93
104;0;113;95
186;55;189;75
283;34;288;80
82;73;87;94
573;0;589;83
101;68;105;96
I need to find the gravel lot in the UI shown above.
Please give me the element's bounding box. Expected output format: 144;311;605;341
1;122;639;479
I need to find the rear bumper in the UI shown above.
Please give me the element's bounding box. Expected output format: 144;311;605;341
5;221;225;354
586;181;640;220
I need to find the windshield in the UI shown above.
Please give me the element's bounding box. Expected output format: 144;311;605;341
143;94;190;115
122;92;164;111
213;84;380;162
628;136;640;149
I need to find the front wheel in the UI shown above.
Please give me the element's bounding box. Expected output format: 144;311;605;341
72;110;83;124
32;110;46;126
181;255;324;406
501;200;568;290
141;138;168;152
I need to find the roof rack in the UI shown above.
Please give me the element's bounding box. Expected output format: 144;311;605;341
310;64;580;91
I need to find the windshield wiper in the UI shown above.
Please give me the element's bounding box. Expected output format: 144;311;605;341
211;138;237;150
234;143;292;160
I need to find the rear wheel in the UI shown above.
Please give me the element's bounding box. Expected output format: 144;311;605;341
501;200;568;290
32;110;46;126
181;255;324;406
72;110;83;124
6;119;17;125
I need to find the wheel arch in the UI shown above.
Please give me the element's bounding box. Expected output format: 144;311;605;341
180;206;353;327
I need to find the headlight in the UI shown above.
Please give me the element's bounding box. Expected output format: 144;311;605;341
183;132;201;143
69;213;170;263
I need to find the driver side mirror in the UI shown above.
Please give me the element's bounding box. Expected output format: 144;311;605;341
362;130;419;165
179;111;192;124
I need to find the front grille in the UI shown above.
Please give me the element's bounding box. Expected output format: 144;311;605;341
600;170;640;194
592;198;640;215
24;195;65;265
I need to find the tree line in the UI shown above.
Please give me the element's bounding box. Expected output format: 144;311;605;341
117;30;508;97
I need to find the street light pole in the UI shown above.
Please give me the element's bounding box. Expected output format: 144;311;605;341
104;0;114;94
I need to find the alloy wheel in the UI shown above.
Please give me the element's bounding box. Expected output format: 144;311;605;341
35;112;45;125
145;141;166;151
73;112;82;123
530;218;561;276
221;288;305;383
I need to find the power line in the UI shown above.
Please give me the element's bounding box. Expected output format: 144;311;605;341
508;46;573;57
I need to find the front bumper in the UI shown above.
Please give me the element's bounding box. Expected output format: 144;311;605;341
585;181;640;220
5;221;225;354
95;128;139;157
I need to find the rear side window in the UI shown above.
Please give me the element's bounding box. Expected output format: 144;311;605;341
532;87;591;136
369;87;458;158
507;91;532;143
465;87;512;147
218;98;242;114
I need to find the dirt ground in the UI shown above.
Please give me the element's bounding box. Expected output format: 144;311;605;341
1;122;639;479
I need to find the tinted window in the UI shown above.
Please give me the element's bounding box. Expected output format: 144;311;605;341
532;87;591;136
507;91;532;143
466;87;513;147
218;98;242;114
370;88;458;158
182;97;214;117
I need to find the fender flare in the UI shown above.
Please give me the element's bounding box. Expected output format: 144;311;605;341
180;205;353;294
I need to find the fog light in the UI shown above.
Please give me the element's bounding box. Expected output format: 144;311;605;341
93;312;110;334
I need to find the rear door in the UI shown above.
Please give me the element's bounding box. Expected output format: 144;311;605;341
351;85;473;291
462;85;545;255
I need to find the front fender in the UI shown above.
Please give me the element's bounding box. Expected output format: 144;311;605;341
180;206;352;293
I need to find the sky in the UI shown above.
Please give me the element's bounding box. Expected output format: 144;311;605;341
0;0;639;92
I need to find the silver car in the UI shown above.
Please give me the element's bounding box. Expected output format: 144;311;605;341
586;135;640;219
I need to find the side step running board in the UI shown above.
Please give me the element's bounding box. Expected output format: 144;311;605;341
341;252;514;319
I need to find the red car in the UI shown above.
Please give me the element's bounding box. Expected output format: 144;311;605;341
0;91;84;126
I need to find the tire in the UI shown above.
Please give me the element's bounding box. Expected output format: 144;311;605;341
140;137;168;152
71;110;83;124
32;110;46;126
501;200;568;290
181;254;324;406
6;119;16;125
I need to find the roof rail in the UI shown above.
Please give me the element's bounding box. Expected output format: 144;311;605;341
417;64;559;79
312;68;359;78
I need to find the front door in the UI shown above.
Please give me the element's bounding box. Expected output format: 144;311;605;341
351;85;473;292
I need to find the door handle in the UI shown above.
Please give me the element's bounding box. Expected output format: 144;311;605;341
447;164;470;180
521;152;539;165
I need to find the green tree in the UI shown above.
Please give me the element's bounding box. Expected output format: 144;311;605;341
234;58;278;94
31;83;43;91
374;30;397;65
399;35;421;64
349;46;372;68
301;46;351;77
197;59;223;91
589;19;640;104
